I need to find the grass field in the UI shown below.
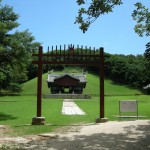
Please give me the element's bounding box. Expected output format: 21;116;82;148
0;95;149;136
0;72;149;136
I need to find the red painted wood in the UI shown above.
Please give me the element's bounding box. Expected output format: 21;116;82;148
33;45;106;120
100;47;104;118
37;46;43;117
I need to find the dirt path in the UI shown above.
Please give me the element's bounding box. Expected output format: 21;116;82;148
0;120;150;150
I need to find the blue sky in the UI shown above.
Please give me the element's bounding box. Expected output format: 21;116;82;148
2;0;150;55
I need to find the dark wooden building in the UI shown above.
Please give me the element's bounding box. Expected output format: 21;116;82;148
47;73;87;94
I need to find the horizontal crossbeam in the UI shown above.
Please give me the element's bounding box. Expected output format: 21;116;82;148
32;61;101;66
32;54;100;57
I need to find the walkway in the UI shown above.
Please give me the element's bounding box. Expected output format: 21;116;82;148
12;120;150;150
62;99;86;115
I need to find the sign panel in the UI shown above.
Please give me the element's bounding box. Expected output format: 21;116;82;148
119;100;138;112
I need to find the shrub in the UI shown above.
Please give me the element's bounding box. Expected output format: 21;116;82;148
9;83;22;93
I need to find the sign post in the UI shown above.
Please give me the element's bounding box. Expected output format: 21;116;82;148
119;100;138;118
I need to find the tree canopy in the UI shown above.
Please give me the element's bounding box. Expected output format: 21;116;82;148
0;0;40;92
75;0;150;37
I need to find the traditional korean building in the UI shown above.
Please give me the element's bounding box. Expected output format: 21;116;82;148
47;73;87;94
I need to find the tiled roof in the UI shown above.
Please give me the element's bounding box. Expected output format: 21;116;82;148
143;84;150;89
47;73;87;83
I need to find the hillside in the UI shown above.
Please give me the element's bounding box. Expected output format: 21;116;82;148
21;72;143;96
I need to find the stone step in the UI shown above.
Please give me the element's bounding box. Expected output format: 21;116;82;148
43;94;91;99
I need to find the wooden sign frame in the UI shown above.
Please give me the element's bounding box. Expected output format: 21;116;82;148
119;100;138;118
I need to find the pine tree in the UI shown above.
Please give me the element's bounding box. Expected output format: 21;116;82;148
0;0;40;92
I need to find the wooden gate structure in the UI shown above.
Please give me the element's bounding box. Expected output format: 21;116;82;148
32;45;108;125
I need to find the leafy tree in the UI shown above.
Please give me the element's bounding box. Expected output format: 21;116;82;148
144;42;150;62
125;55;148;87
0;0;40;91
0;1;19;89
75;0;122;33
10;30;40;83
75;0;150;36
104;53;149;90
132;2;150;37
109;55;127;83
143;42;150;92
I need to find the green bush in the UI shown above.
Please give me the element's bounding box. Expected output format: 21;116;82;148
9;83;22;93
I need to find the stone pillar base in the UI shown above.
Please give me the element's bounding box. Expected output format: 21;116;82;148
96;117;108;123
32;117;45;125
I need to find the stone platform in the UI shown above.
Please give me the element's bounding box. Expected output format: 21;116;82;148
43;94;91;99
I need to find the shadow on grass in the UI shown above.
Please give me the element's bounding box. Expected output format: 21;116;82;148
22;122;150;150
0;112;17;121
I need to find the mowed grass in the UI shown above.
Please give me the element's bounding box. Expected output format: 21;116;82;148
0;95;149;136
84;74;143;95
0;72;148;136
76;95;150;121
21;73;49;95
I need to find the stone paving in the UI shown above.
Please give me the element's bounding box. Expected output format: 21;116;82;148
62;99;86;115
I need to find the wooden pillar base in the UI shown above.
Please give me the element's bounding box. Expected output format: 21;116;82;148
32;117;45;125
96;117;108;123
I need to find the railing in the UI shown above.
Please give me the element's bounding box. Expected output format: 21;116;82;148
32;45;103;66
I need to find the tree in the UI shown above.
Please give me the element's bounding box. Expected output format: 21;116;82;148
144;42;150;62
132;2;150;37
75;0;150;36
75;0;122;33
109;55;127;83
0;0;40;92
9;30;40;83
0;1;19;90
143;42;150;92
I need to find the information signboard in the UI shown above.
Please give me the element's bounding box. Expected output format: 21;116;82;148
119;100;138;117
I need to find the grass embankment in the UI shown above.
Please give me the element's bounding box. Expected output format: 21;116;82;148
0;72;149;136
21;72;143;96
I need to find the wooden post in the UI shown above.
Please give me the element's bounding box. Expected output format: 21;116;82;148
32;46;45;125
60;45;61;55
56;45;57;54
96;47;108;123
94;47;95;62
37;46;43;117
52;46;53;54
64;45;66;61
100;47;104;118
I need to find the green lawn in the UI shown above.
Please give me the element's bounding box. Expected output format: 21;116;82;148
76;95;150;121
0;72;148;136
0;95;149;136
84;74;143;95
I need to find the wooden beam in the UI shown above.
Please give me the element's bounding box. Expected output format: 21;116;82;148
37;46;43;117
100;47;104;118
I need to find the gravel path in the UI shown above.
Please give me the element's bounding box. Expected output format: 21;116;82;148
1;120;148;150
0;120;150;150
